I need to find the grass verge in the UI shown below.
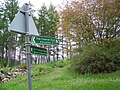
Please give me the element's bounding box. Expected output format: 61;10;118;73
0;61;120;90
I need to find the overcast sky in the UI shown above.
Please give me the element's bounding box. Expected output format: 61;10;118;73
0;0;66;16
19;0;64;8
0;0;66;17
0;0;65;10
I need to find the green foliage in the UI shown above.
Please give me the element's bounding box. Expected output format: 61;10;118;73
0;67;11;75
32;65;52;77
70;39;120;74
100;39;120;69
1;62;120;90
0;58;7;68
54;60;66;68
36;3;59;37
0;0;19;66
61;0;120;51
0;58;21;68
50;60;67;68
32;60;67;78
20;64;27;69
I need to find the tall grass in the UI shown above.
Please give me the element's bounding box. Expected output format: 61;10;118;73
0;61;120;90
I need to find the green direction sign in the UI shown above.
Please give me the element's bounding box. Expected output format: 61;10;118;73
32;36;61;45
30;46;47;56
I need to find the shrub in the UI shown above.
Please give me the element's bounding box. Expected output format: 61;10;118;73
55;60;66;68
101;39;120;69
20;64;27;69
70;39;120;74
33;66;52;76
50;60;67;68
0;58;7;68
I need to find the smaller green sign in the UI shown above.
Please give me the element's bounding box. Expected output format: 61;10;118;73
30;46;47;56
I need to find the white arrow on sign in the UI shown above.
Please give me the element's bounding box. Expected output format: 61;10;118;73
8;4;39;36
32;36;36;43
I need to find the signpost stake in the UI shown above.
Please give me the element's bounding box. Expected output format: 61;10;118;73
9;2;40;90
25;3;32;90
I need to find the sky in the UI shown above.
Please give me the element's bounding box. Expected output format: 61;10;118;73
19;0;64;9
0;0;66;16
1;0;65;11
